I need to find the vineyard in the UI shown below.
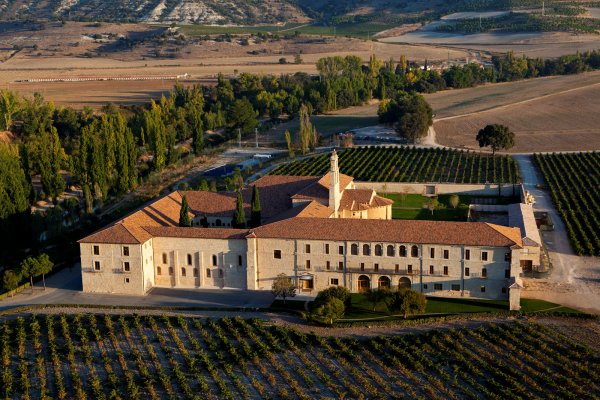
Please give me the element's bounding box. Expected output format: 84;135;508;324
271;147;520;184
534;152;600;256
1;314;599;399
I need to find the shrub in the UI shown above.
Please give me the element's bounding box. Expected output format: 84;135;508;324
314;286;351;308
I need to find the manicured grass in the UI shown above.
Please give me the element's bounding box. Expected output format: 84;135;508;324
382;193;470;221
340;294;582;320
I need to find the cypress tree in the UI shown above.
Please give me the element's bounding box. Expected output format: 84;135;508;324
179;194;191;227
250;185;261;228
232;191;246;228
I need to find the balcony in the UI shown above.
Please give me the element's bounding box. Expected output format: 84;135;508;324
82;268;101;273
469;273;487;279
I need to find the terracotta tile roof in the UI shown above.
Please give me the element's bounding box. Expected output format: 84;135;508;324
339;189;393;211
253;218;523;247
79;223;148;244
251;175;320;217
292;172;354;202
182;190;242;217
296;201;333;218
143;226;248;240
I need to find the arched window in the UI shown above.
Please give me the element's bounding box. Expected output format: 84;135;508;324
375;244;383;256
181;267;186;277
378;276;391;290
399;246;407;257
387;245;395;257
215;219;222;227
411;245;419;257
363;244;371;256
358;275;371;292
351;244;359;255
399;277;412;290
157;266;162;275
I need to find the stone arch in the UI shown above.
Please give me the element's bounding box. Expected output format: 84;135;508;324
399;277;412;289
215;219;222;227
387;245;395;257
399;245;407;257
375;244;383;256
351;243;359;255
378;276;391;290
358;275;371;292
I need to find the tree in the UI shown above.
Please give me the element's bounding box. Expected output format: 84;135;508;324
449;194;460;209
250;185;261;228
227;98;258;135
179;194;192;227
362;288;390;311
0;143;30;220
313;297;345;325
394;93;433;143
284;130;295;159
2;270;20;294
388;289;427;319
298;103;316;155
426;196;439;216
476;124;515;156
314;286;352;308
294;54;303;64
271;273;296;304
19;256;38;291
32;253;53;290
232;191;246;228
0;90;19;131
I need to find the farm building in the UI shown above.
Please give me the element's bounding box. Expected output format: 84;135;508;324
79;151;532;310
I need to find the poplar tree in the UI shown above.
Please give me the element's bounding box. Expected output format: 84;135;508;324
0;143;30;219
250;185;261;228
179;195;192;227
232;191;246;228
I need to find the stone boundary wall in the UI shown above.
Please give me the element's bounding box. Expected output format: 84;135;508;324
354;182;522;197
469;205;510;212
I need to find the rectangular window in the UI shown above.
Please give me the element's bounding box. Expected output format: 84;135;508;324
502;287;507;294
430;248;435;258
181;268;186;277
443;266;448;276
482;251;488;261
274;250;282;259
505;269;510;278
238;255;243;266
169;267;173;276
338;246;344;255
360;263;365;271
187;254;192;265
325;244;329;254
423;284;428;289
93;245;100;255
374;263;379;272
212;255;218;266
395;264;399;273
408;265;413;274
465;249;470;260
443;249;449;259
505;252;511;262
434;283;443;290
465;267;470;276
429;265;434;275
123;262;130;272
94;261;101;271
305;244;311;254
193;269;198;277
123;246;129;256
125;278;130;283
481;286;486;293
326;261;331;270
162;253;167;264
330;278;339;285
206;268;211;278
338;261;344;270
482;268;487;278
157;267;162;275
306;260;311;269
452;284;460;291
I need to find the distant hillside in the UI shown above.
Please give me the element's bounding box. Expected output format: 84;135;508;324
0;0;311;24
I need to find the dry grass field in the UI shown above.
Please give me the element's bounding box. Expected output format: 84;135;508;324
429;71;600;152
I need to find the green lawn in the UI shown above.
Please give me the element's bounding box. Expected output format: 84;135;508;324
339;294;581;321
382;193;470;222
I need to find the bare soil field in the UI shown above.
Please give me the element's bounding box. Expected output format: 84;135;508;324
431;73;600;152
0;21;469;107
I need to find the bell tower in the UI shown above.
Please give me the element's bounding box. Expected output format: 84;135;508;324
329;150;341;217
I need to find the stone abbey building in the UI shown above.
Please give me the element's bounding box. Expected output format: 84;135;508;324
80;151;531;310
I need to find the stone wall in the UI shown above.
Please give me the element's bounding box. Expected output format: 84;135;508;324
355;182;521;197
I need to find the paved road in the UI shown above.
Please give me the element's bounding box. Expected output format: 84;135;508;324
514;155;600;313
0;264;277;313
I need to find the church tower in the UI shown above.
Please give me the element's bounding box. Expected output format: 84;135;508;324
329;150;341;217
